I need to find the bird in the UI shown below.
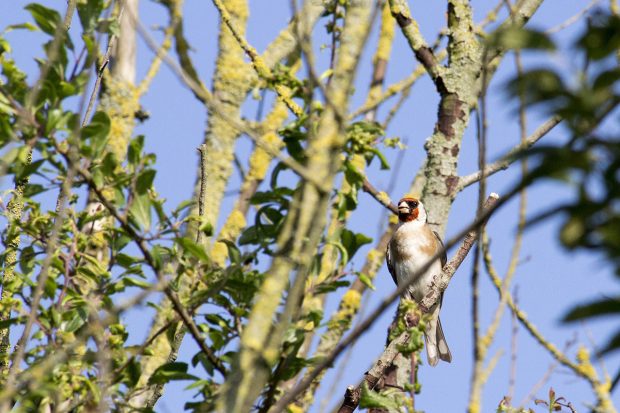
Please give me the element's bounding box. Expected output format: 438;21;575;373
386;196;452;366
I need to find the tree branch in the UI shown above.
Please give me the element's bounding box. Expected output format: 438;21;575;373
362;178;398;214
387;0;445;89
210;0;303;117
457;115;561;192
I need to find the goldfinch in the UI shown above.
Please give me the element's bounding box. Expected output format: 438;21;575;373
386;197;452;366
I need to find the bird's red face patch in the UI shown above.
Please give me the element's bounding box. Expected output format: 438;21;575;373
398;197;419;222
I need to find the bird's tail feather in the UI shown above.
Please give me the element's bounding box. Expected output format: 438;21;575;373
424;316;451;366
436;317;452;363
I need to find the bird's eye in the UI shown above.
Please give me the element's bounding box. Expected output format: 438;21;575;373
410;201;418;208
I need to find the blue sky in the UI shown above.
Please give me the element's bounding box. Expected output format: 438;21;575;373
2;1;619;412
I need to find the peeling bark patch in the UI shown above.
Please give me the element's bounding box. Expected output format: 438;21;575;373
451;144;459;157
437;93;465;139
370;58;387;87
445;175;459;196
383;364;400;388
393;12;412;28
414;47;435;72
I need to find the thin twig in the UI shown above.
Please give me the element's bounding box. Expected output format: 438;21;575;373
137;0;182;95
210;0;304;117
508;287;519;399
82;6;125;127
457;115;562;191
196;145;208;244
546;0;601;34
362;178;398;214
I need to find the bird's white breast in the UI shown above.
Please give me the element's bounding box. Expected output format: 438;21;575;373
390;221;442;302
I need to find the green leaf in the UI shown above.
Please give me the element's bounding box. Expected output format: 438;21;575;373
560;216;585;248
359;382;401;410
136;169;156;194
238;226;259;245
358;272;375;290
578;14;620;60
175;237;210;263
82;111;110;140
340;229;372;263
220;239;241;265
123;277;152;289
369;147;390;170
4;22;38;33
63;307;89;333
563;297;620;322
19;246;36;274
489;27;555;51
96;18;121;36
314;280;349;295
0;317;24;329
123;358;142;387
77;0;105;33
593;68;620;91
508;69;565;104
600;329;620;355
128;193;152;231
25;3;61;36
148;362;198;385
128;135;145;165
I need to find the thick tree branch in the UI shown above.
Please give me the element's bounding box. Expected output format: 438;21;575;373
388;0;445;89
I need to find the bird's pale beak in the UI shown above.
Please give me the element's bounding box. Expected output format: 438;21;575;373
398;202;410;214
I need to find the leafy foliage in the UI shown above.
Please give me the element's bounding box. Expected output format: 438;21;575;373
503;14;620;356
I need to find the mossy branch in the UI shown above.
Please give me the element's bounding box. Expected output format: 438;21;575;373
210;0;303;117
217;3;375;411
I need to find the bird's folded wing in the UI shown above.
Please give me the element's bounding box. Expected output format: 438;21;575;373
386;242;398;286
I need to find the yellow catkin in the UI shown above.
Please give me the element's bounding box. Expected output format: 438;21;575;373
212;210;247;266
342;289;361;309
328;290;362;329
377;191;391;206
576;345;597;378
